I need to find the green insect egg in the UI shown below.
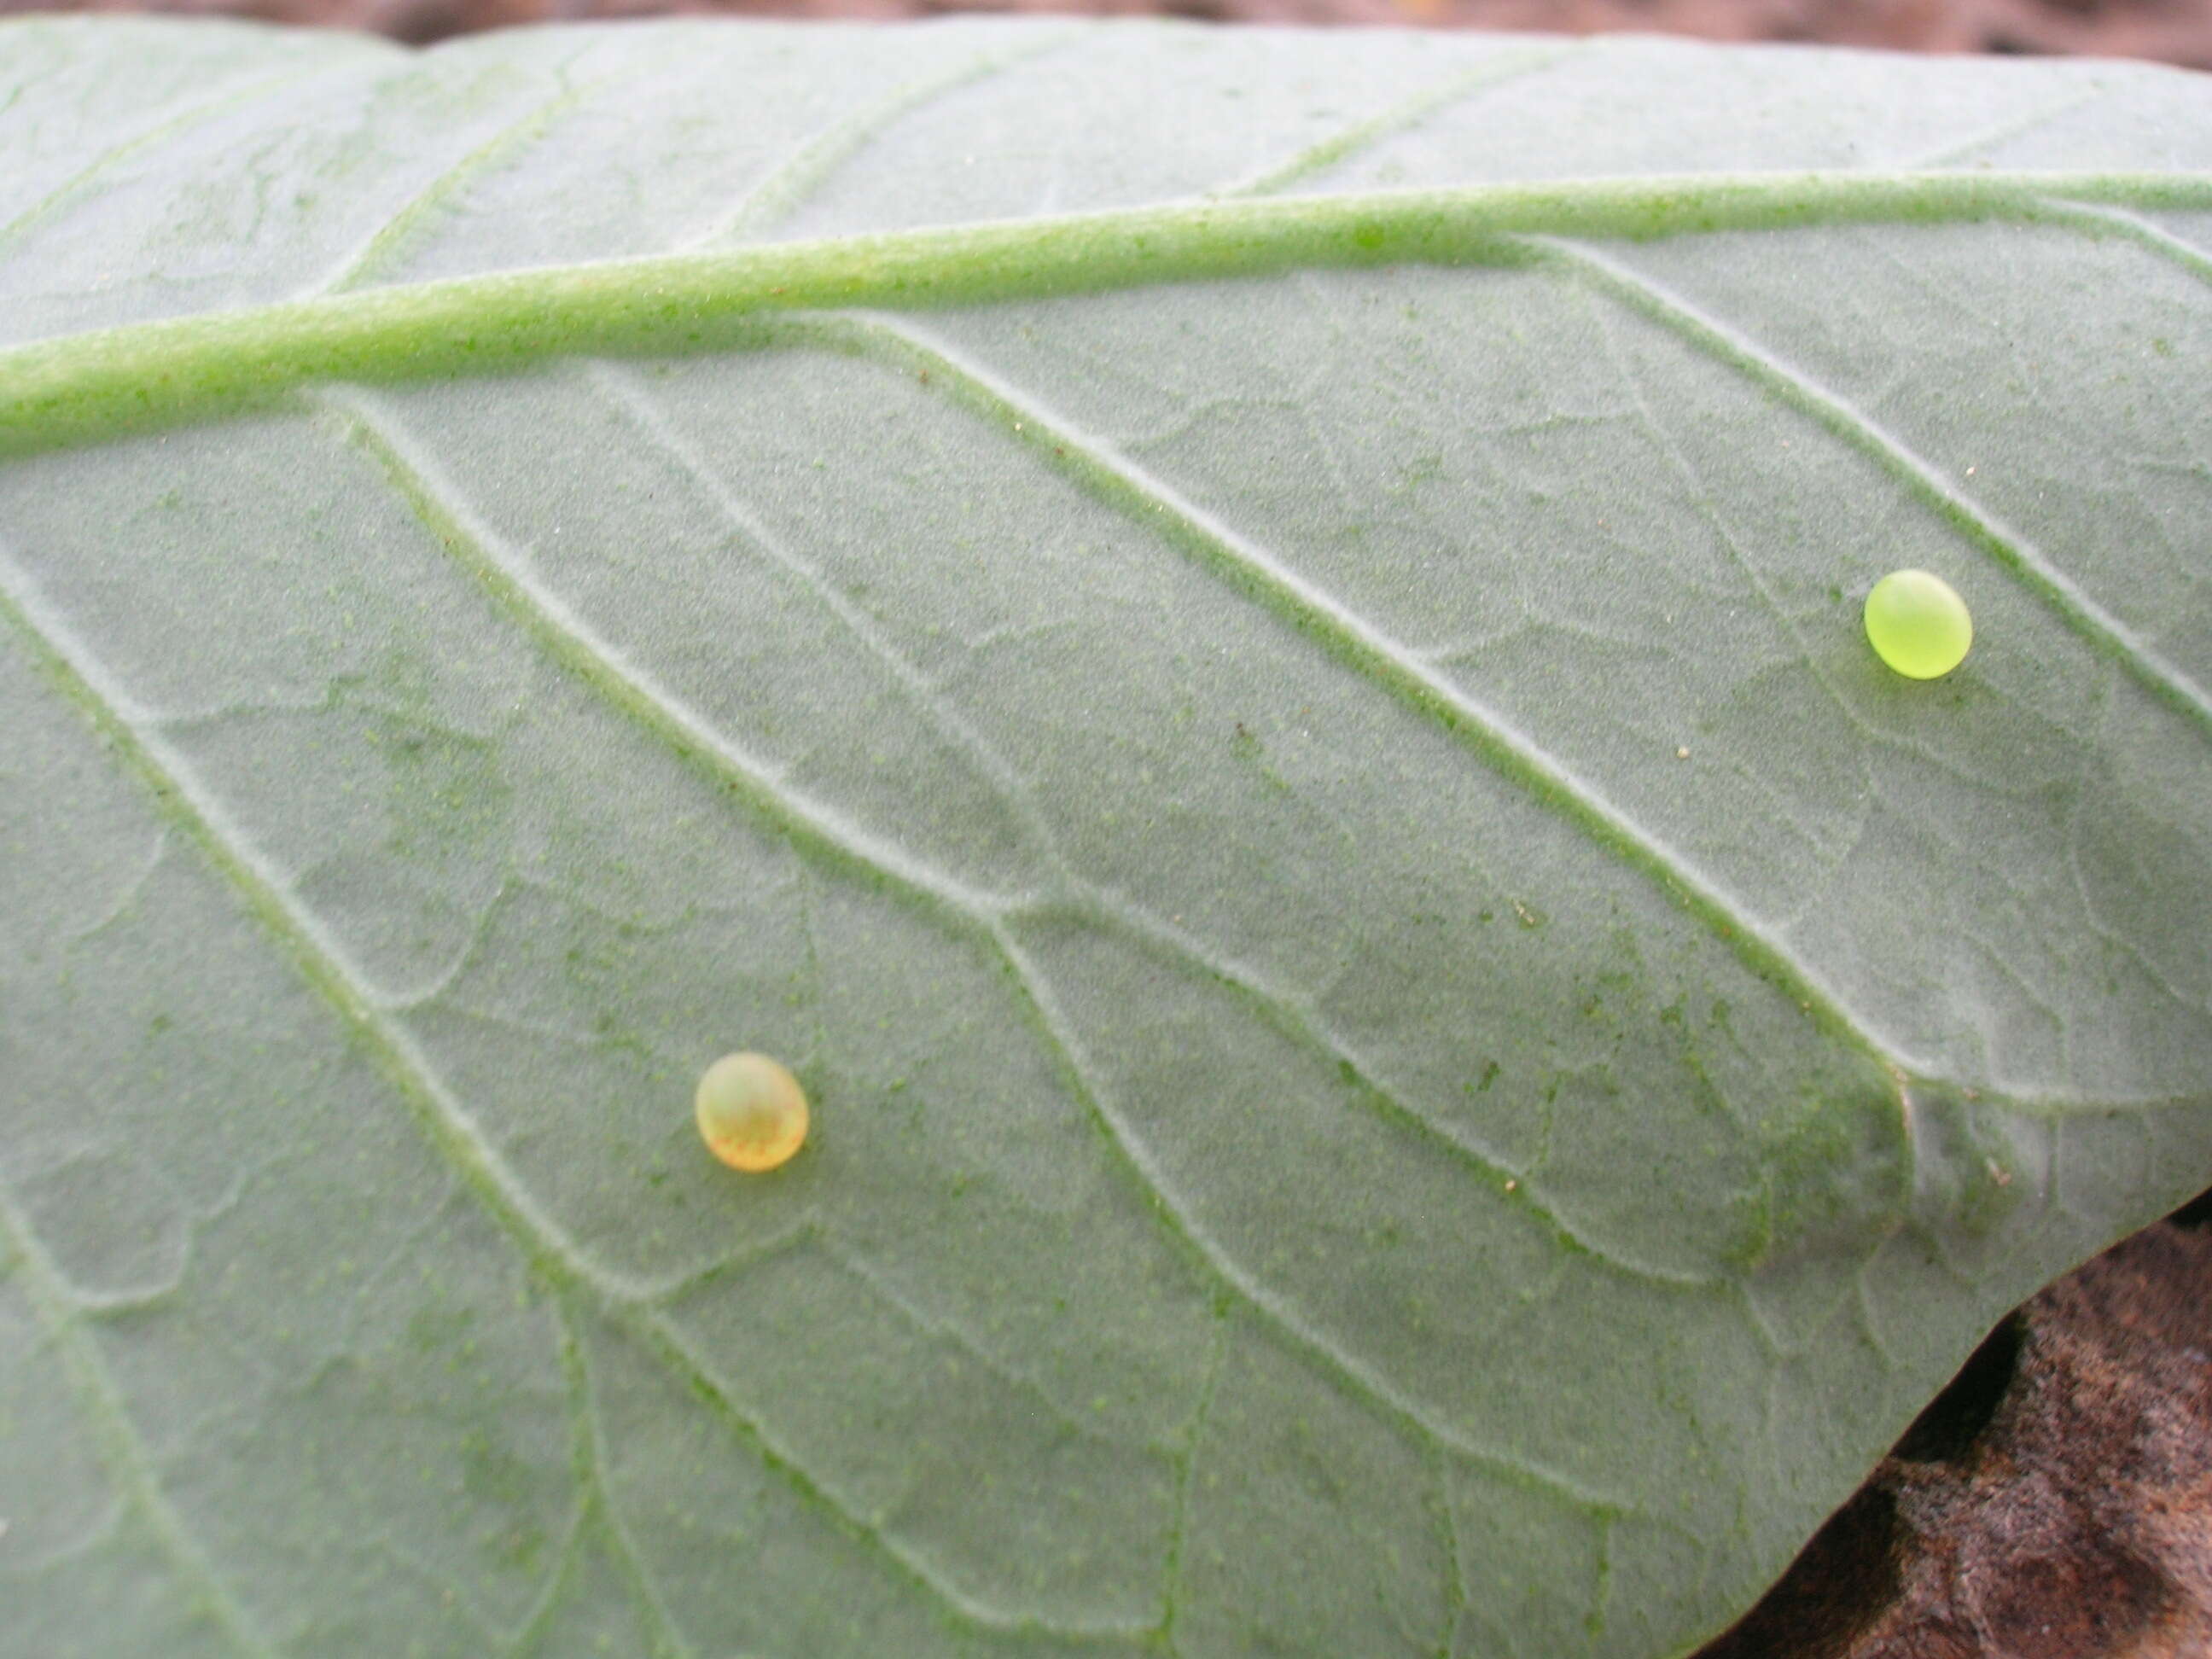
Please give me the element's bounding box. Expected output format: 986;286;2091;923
1864;569;1972;679
695;1052;808;1173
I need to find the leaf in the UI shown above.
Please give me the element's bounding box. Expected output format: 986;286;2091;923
1;16;2208;1656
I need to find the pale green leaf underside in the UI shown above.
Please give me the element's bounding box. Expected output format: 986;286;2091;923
1;17;2209;1658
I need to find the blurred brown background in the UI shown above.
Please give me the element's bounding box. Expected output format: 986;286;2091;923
4;0;2209;66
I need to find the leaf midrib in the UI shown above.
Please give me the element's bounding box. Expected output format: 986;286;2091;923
5;168;2211;460
8;155;2203;1098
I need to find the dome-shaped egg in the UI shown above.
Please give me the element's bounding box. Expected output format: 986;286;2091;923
695;1052;809;1173
1864;569;1972;680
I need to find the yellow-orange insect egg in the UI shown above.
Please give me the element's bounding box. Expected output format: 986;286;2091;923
694;1052;808;1173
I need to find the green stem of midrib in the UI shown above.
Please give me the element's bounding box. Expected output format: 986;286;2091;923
2;169;2207;457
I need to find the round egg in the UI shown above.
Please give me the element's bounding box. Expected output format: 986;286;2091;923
696;1052;809;1173
1864;569;1972;679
